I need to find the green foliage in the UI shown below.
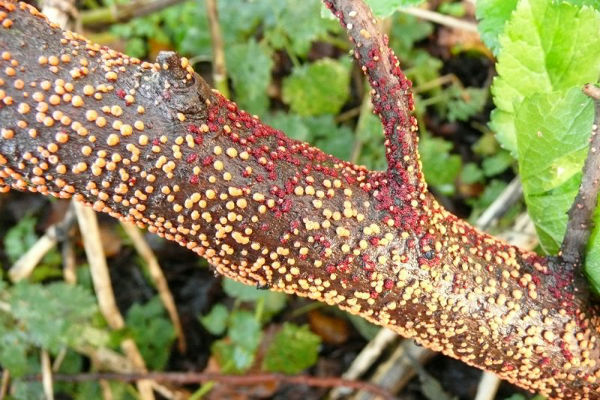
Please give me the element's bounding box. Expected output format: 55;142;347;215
226;40;273;115
490;0;600;156
262;323;321;374
125;296;176;370
419;135;462;196
200;303;229;335
282;59;351;116
475;0;519;55
365;0;426;18
211;310;261;373
222;278;287;317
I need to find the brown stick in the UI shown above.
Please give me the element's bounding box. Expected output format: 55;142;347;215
28;372;397;399
204;0;229;98
1;2;600;398
560;84;600;267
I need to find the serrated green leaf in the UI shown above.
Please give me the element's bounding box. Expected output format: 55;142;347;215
446;87;488;122
126;296;175;370
262;323;321;374
282;59;350;116
226;39;273;115
200;304;229;336
263;112;311;142
475;0;519;55
10;282;97;352
365;0;426;18
516;88;593;255
4;215;38;263
490;0;600;155
303;115;354;161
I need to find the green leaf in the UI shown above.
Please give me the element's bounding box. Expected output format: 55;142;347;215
10;282;97;352
262;323;321;374
347;314;380;340
490;0;600;156
516;88;593;255
461;163;485;184
263;112;311;142
228;310;261;352
211;339;255;373
200;304;229;336
282;59;350;116
475;0;519;55
365;0;426;18
482;150;513;176
446;87;488;123
4;215;38;263
0;329;28;377
419;135;462;195
222;278;287;316
226;39;273;115
126;297;175;370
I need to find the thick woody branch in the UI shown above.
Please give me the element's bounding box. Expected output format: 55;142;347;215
1;2;600;399
561;84;600;267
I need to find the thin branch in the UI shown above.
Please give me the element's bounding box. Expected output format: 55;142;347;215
474;371;501;400
29;372;398;400
0;370;9;400
120;221;187;353
204;0;229;98
560;83;600;267
399;7;478;33
80;0;186;27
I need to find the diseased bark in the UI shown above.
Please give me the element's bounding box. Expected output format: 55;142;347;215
1;1;600;398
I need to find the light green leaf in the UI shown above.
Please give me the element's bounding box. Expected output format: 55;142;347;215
475;0;519;55
482;150;513;177
490;0;600;155
226;39;273;115
516;88;593;255
365;0;426;18
282;58;350;116
461;163;485;184
262;323;321;374
229;310;261;352
126;297;175;370
419;135;462;195
200;304;229;336
222;278;287;316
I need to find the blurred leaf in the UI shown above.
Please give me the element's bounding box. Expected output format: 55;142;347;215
200;304;229;336
482;150;513;176
305;115;354;161
212;339;255;373
419;135;462;195
222;278;287;316
263;323;321;374
490;0;600;155
446;87;488;122
229;310;261;352
10;282;97;353
461;163;485;184
475;0;519;55
390;14;433;58
226;39;273;115
365;0;426;18
4;215;38;263
282;58;350;116
0;328;28;377
264;112;311;142
126;297;175;370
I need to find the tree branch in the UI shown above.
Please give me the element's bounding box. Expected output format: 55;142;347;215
28;372;398;399
1;1;600;398
560;84;600;268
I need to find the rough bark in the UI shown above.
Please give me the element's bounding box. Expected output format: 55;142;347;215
0;1;599;398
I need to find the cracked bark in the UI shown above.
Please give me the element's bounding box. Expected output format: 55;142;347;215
0;1;599;398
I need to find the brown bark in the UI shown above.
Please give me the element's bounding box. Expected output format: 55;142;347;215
0;1;599;398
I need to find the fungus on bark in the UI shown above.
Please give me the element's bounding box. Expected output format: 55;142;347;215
1;0;600;398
